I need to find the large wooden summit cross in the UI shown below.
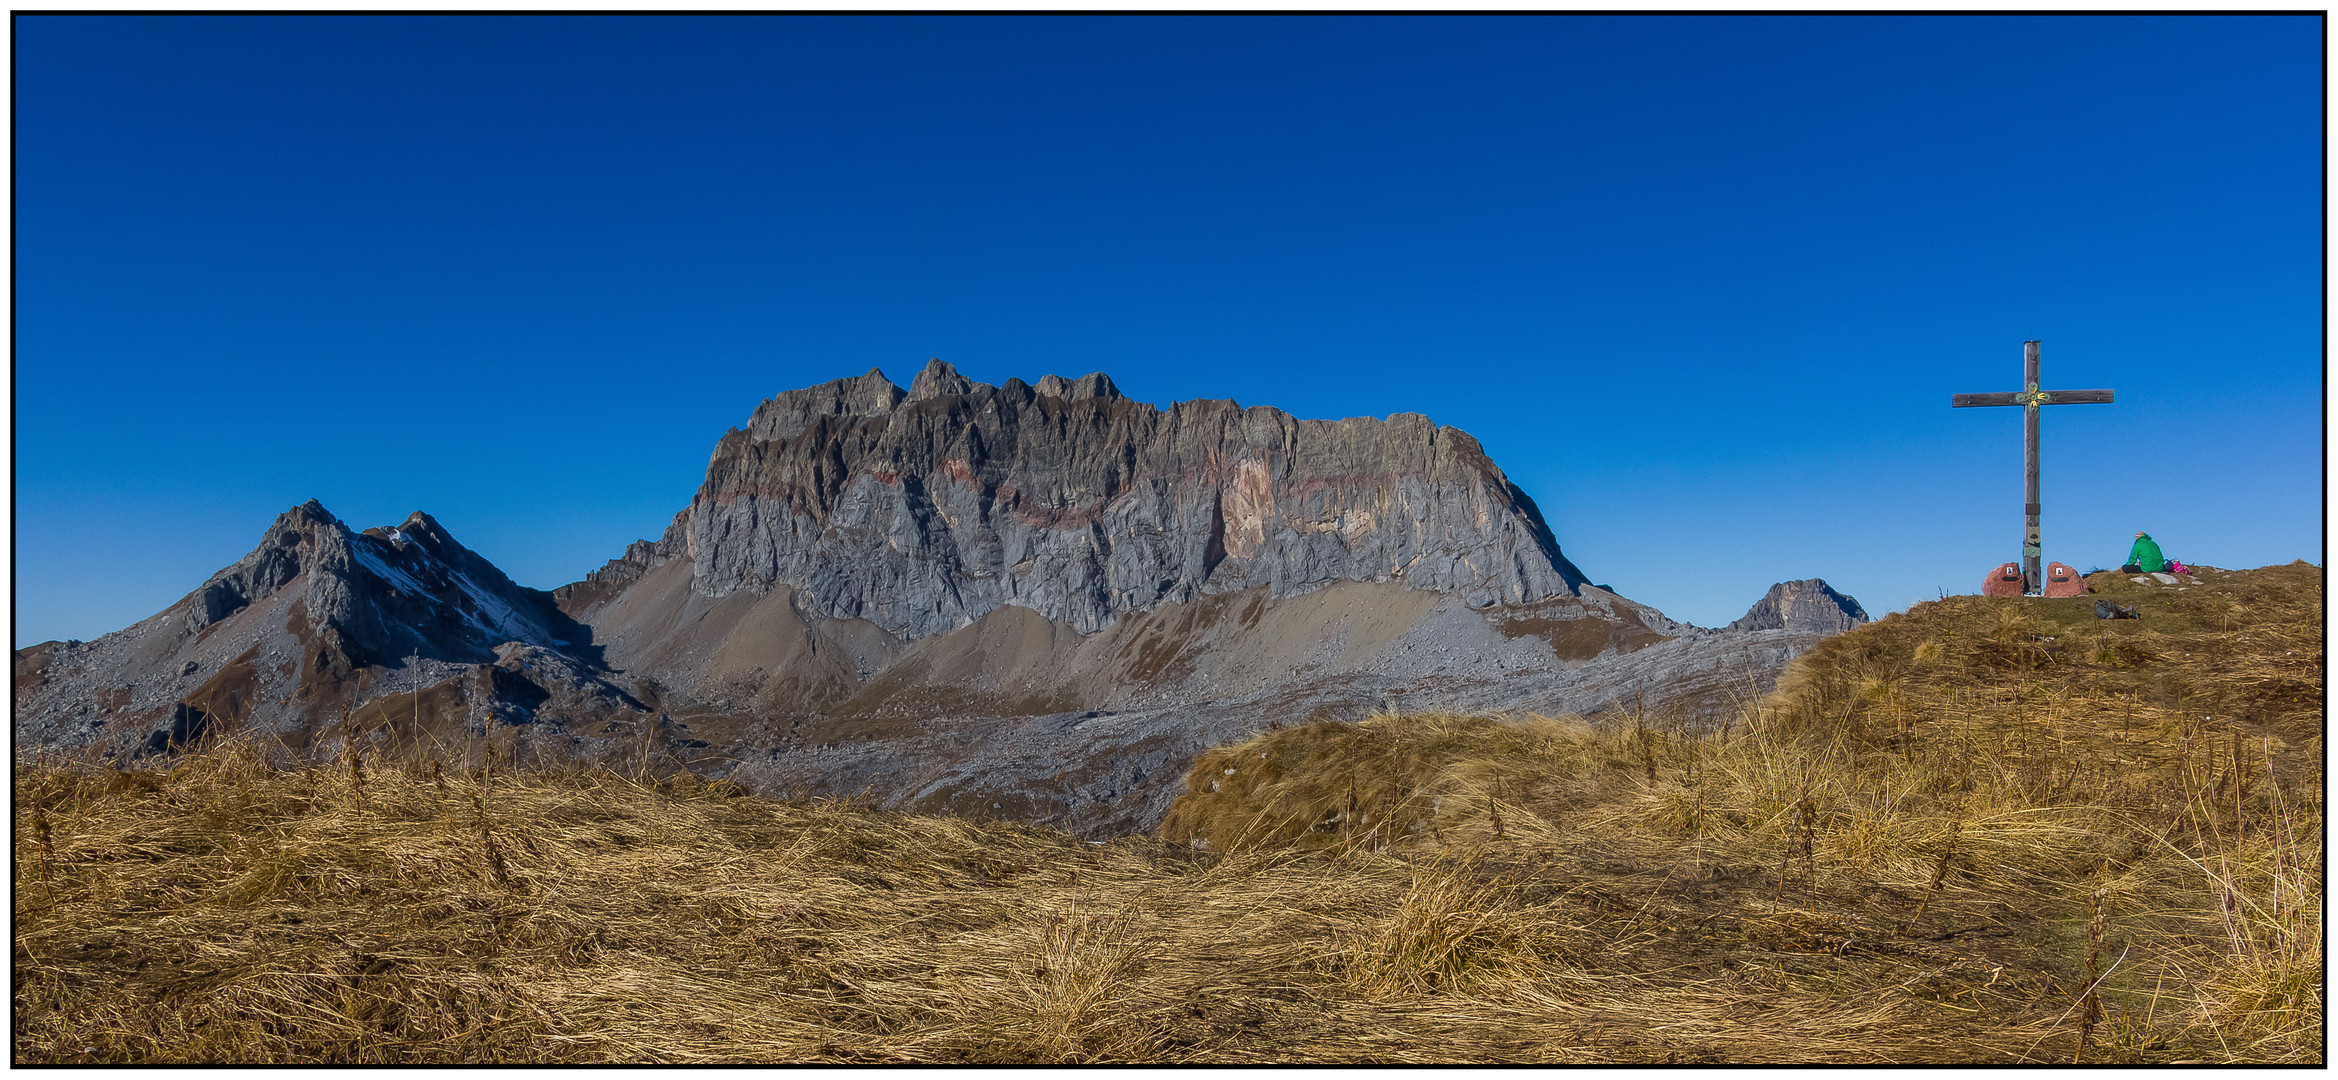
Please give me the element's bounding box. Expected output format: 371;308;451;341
1952;340;2115;593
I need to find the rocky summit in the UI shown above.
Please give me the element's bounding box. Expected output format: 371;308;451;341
16;362;1871;835
13;501;642;762
1726;579;1871;635
578;360;1586;639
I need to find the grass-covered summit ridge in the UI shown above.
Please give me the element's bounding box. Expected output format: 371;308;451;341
1160;561;2322;1062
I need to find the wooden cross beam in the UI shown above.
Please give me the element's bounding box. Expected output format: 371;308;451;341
1952;340;2114;593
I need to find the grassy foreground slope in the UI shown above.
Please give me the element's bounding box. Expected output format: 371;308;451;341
14;564;2321;1063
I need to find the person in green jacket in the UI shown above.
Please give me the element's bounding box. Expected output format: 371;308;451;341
2123;532;2166;574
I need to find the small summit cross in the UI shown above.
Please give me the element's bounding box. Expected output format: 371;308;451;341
1953;340;2114;593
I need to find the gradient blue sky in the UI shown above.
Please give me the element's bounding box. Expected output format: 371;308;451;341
15;14;2324;647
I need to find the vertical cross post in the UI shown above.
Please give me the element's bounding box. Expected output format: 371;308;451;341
1952;341;2115;595
2022;340;2042;589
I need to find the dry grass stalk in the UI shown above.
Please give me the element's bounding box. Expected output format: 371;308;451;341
471;785;512;889
30;802;55;884
2077;887;2106;1062
1636;715;1658;785
346;740;368;812
1772;791;1816;905
1901;818;1959;933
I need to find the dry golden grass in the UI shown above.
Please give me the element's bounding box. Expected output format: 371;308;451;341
15;562;2322;1063
1163;561;2324;1064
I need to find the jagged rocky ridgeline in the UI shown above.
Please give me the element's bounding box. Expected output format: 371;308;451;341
564;359;1588;638
16;361;1868;835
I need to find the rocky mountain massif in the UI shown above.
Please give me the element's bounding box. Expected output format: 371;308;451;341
13;502;645;764
16;361;1869;834
558;360;1584;638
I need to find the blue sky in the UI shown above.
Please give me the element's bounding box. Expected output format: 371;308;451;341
15;15;2324;647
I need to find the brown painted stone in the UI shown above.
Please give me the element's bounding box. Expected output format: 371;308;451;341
1982;561;2027;597
2043;561;2086;598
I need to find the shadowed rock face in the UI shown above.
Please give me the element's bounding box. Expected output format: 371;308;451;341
1726;579;1871;635
664;360;1589;638
187;500;582;670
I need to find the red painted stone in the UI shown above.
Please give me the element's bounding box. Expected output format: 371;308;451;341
1981;561;2027;597
2043;561;2086;598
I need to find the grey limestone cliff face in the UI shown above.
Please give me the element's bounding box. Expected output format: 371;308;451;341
1726;578;1871;635
668;360;1588;638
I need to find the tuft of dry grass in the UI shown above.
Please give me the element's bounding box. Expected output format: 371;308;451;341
13;563;2321;1063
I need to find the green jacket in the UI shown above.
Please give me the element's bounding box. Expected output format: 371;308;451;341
2128;534;2165;573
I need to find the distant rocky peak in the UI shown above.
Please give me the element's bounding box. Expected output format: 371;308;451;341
906;358;977;402
1035;371;1121;400
743;362;1140;442
363;510;440;547
747;367;909;441
370;512;511;585
1728;579;1870;634
185;501;342;633
173;498;586;670
287;502;346;547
